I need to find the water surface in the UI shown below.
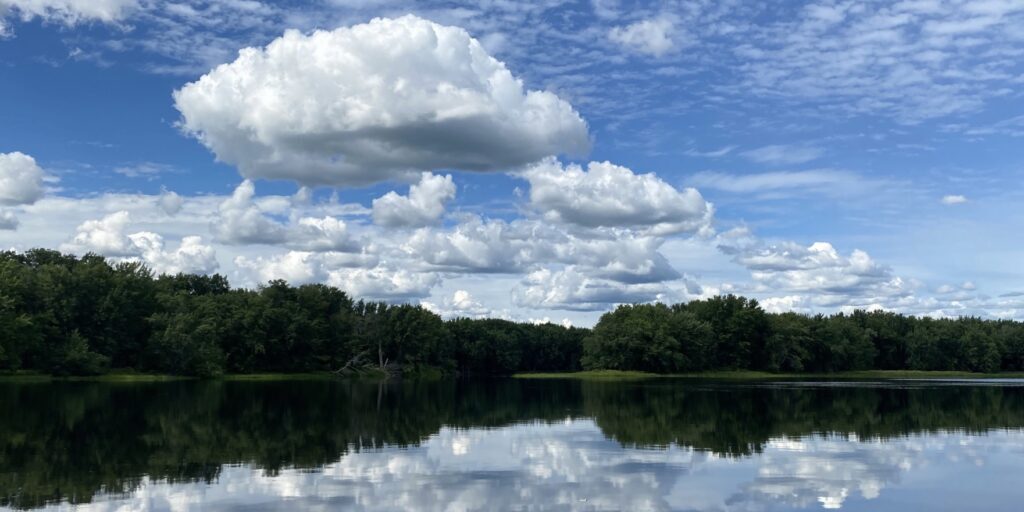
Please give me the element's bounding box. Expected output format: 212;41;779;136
3;378;1024;511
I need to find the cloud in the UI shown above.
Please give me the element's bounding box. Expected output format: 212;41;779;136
513;266;673;311
742;145;824;166
609;15;679;57
173;15;590;186
212;180;288;245
521;158;713;235
213;181;363;252
128;233;219;275
941;194;968;205
403;216;524;274
0;0;135;35
289;216;360;252
62;210;139;256
422;289;492;319
235;251;329;285
689;169;860;194
372;173;456;228
158;188;184;215
735;1;1024;121
402;215;682;285
328;266;440;300
0;210;17;230
717;227;914;310
684;146;736;158
60;210;218;274
0;151;45;206
113;162;177;179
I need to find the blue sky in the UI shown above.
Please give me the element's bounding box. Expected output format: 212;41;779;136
1;0;1022;325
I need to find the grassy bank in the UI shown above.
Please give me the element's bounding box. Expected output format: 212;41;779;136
513;369;1024;380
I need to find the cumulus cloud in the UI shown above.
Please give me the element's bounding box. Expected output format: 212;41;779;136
0;151;45;206
235;251;329;285
213;181;363;252
522;158;713;236
718;227;913;310
513;267;673;311
212;180;288;245
173;15;590;186
128;233;219;275
60;210;218;274
372;173;456;228
0;0;135;35
403;216;524;273
422;289;492;319
289;216;360;252
941;194;968;205
403;214;681;285
328;266;440;300
609;16;679;57
62;210;139;256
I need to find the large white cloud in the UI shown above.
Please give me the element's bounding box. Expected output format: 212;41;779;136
0;151;45;206
522;158;713;235
60;210;218;274
212;180;288;245
421;289;493;319
717;227;914;309
0;0;135;35
213;181;361;251
62;210;138;256
173;15;590;186
372;173;455;228
129;233;219;275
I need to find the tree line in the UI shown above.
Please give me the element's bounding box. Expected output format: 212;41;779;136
583;297;1024;374
0;249;1022;376
0;250;584;377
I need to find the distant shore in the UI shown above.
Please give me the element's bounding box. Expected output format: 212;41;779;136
513;369;1024;380
5;369;1024;383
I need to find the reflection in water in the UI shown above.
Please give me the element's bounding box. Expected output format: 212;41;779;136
2;379;1024;511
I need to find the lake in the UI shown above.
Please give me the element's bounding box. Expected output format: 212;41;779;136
3;378;1024;511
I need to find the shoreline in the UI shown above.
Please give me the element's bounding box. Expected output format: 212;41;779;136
3;369;1024;383
512;369;1024;380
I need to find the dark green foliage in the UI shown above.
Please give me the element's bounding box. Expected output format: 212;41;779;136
582;304;703;373
585;294;1024;374
0;250;582;377
0;249;1022;376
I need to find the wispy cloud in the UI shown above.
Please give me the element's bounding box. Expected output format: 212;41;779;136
690;169;859;194
684;146;736;158
742;145;823;166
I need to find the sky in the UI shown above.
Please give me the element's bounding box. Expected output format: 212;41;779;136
0;0;1022;326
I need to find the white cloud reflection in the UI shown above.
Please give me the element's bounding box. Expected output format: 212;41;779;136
51;422;1024;512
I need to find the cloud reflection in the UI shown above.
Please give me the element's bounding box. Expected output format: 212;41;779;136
47;423;1024;512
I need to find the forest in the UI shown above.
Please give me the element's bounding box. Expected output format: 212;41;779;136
0;249;1022;377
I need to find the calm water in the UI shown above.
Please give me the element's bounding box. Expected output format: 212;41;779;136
3;379;1024;511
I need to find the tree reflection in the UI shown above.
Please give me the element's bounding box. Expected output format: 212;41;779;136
1;379;1023;509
